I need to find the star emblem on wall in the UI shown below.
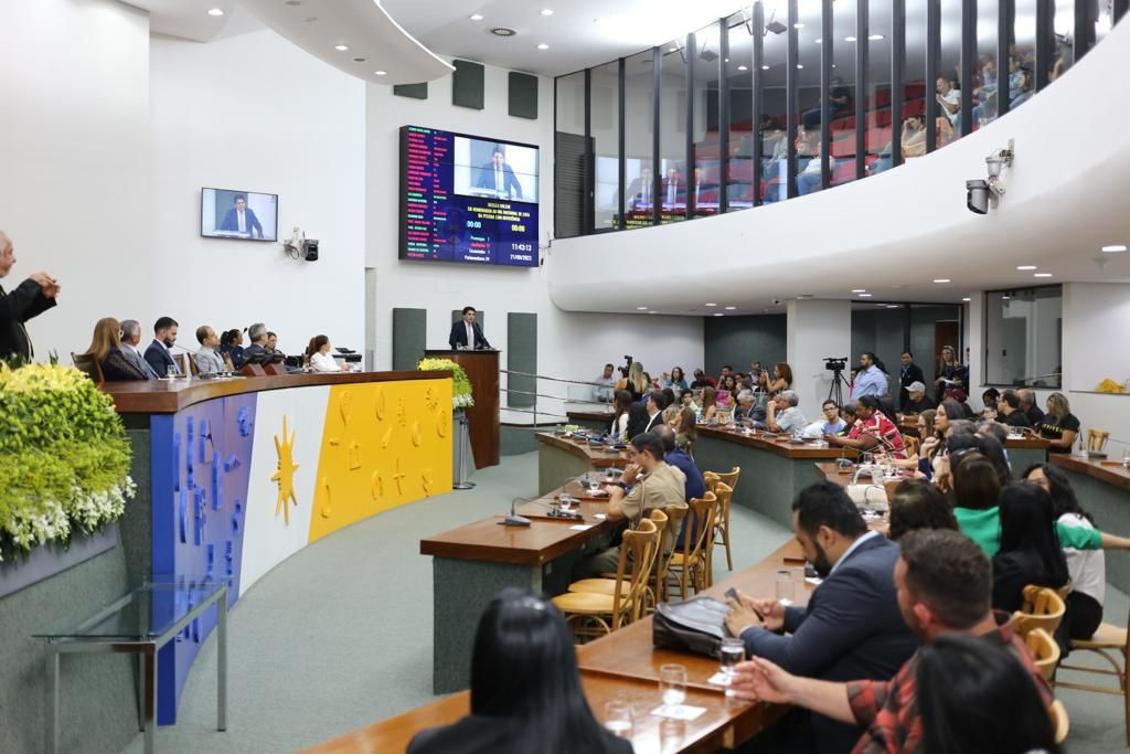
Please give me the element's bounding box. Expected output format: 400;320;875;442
270;416;300;525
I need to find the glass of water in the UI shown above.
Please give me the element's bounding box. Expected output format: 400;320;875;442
603;699;633;738
659;663;687;711
720;637;745;695
776;569;796;604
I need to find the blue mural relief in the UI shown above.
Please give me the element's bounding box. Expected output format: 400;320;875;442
149;393;256;725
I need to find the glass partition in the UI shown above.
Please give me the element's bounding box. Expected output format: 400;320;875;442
902;0;930;162
659;38;689;224
624;49;655;228
830;0;858;186
795;2;824;195
1012;0;1037;109
692;21;723;217
973;0;1000;129
760;1;790;203
983;286;1062;388
554;71;587;239
865;0;894;175
590;61;621;231
725;10;756;211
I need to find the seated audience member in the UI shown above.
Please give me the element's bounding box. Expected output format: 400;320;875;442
609;390;633;441
904;409;938;478
85;317;148;381
573;432;687;579
1037;391;1080;452
652;425;705;547
118;319;158;379
674;406;697;452
1018;388;1045;426
887;479;958;540
700;385;719;423
851;352;889;401
980;388;1001;418
144;316;180;377
244;322;284;364
718;373;739;398
219;329;245;369
729;530;1054;754
761;362;793;395
991;483;1069;613
641;391;666;432
680;388;700;413
194;326;226;375
265;331;281;355
663;366;689;393
809;400;847;436
733;390;757;422
724;482;919;754
839;404;858;434
897;351;926;410
408;589;631;754
305;335;341;372
690;368;716;390
900;381;935;415
593;363;616;403
994;389;1031;428
625;401;651;439
825;396;907;458
767;390;806;434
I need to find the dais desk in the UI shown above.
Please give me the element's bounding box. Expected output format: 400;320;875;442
536;431;626;495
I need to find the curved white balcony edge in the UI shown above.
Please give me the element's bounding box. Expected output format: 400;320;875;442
547;19;1130;313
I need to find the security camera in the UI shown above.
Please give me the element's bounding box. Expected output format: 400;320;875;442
772;298;782;306
966;180;990;215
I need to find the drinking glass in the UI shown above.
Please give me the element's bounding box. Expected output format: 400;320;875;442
659;663;687;711
776;569;796;604
602;700;633;738
720;637;745;695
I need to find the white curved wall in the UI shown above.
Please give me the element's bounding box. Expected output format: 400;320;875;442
547;19;1130;314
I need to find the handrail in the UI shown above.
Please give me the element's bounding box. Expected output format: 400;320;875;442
498;368;612;430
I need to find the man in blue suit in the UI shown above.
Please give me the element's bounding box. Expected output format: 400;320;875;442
448;306;490;350
144;316;180;377
218;194;264;238
725;482;919;754
474;145;523;200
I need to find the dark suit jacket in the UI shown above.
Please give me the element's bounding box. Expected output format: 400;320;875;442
448;321;489;350
625;403;650;440
101;347;149;382
408;714;632;754
741;534;920;754
219;207;264;237
475;163;523;199
243;343;284;364
0;278;56;362
144;339;177;377
898;363;926;409
121;345;157;379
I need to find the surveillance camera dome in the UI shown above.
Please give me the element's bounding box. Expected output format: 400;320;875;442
966;179;989;215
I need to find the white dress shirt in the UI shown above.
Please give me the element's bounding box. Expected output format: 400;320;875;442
237;209;247;233
465;322;475;349
310;351;341;372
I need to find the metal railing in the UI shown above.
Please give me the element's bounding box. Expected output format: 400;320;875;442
498;369;611;430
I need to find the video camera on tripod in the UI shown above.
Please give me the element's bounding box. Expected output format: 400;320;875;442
824;357;849;373
824;357;851;406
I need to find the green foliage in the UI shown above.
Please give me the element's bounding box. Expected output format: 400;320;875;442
416;357;475;408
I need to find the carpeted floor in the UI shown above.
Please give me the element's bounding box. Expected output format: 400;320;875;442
121;451;1129;753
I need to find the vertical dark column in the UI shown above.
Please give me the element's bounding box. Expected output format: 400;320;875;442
583;69;594;234
652;46;662;225
786;0;800;198
891;0;905;167
856;0;869;180
686;33;696;221
925;0;940;152
820;0;834;188
960;0;976;137
1075;0;1096;61
997;0;1013;118
752;3;765;206
1116;0;1129;23
1035;0;1052;92
617;58;626;230
719;18;731;214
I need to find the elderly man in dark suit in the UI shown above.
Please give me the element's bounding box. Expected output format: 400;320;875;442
0;230;59;363
119;319;158;379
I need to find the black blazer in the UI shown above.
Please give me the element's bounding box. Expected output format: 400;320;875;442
0;278;56;362
144;339;177;376
408;714;632;754
101;347;149;382
448;320;490;350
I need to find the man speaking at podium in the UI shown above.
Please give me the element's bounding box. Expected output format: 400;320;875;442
448;306;490;350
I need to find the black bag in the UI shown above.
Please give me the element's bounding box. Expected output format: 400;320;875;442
652;596;730;659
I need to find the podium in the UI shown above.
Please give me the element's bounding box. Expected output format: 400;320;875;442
425;349;500;469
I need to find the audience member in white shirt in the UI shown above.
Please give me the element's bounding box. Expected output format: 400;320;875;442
306;334;341;373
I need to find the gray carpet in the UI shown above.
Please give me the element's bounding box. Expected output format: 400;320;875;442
120;451;1129;753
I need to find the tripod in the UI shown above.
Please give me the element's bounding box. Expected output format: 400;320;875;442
827;367;852;407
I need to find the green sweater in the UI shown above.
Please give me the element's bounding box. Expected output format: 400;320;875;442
954;506;1102;557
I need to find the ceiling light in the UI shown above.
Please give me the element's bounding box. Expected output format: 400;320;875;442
886;305;899;309
815;38;823;44
851;289;867;293
1102;244;1127;253
933;278;951;284
374;70;387;76
491;27;517;36
796;64;804;69
713;312;725;317
724;306;737;310
868;33;885;40
334;44;349;51
962;297;971;302
1034;273;1053;278
669;46;679;53
737;64;749;71
705;303;717;307
844;35;857;42
1016;265;1037;270
1002;295;1011;300
794;22;805;29
761;64;771;70
724;57;730;63
648;311;657;315
636;306;648;310
540;8;554;16
208;7;224;16
858;293;873;297
470;13;484;21
537;43;549;50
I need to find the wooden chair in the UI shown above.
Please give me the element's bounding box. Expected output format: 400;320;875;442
1087;428;1110;453
71;352;104;384
552;519;660;641
1049;699;1070;745
1009;585;1066;638
704;467;740;573
667;492;717;600
1055;608;1129;745
705;482;733;587
1024;628;1061;681
567;509;671;615
185;351;199;376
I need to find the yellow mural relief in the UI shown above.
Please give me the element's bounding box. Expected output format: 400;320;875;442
308;378;452;543
270;415;300;526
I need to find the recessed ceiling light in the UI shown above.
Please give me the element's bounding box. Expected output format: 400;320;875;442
334;44;349;51
540;8;554;16
491;27;517;36
208;7;224;16
1102;244;1127;253
537;43;549;50
1002;295;1011;300
815;38;823;44
858;293;873;297
470;13;484;21
374;70;387;76
761;64;771;70
1016;265;1037;270
713;312;725;317
796;63;804;69
851;289;867;293
844;35;857;42
962;297;971;302
886;305;899;309
724;306;737;310
1034;272;1053;278
933;278;951;284
737;64;749;71
793;22;805;28
724;57;730;63
868;33;885;40
636;306;648;310
647;311;657;315
705;303;717;307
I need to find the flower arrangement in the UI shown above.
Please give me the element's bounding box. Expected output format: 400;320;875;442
0;363;136;561
416;357;474;409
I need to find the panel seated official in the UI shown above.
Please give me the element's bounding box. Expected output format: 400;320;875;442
572;432;687;580
448;306;491;350
243;322;284;364
144;316;180;377
725;482;919;754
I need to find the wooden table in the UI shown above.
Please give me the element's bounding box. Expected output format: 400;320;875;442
536;431;626;495
420;485;620;693
1050;454;1130;593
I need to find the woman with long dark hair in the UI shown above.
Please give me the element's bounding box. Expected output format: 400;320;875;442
887;479;958;540
305;334;341;372
408;589;632;754
700;385;718;422
760;362;793;395
609;390;633;442
917;634;1059;754
991;483;1070;613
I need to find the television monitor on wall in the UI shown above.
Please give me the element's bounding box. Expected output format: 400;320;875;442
399;125;539;267
201;188;279;242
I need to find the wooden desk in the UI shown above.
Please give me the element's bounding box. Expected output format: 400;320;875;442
1050;455;1130;593
420;487;619;693
693;426;856;527
425;349;500;469
536;432;626;495
567;408;616;433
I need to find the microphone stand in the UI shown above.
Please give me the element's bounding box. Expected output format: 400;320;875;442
500;497;533;527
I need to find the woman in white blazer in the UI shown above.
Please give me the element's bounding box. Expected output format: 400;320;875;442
305;335;341;373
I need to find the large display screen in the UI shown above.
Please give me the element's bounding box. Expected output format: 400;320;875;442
399;125;539;267
201;188;278;242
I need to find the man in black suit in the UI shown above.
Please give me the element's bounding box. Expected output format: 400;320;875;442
474;145;523;200
218;194;264;238
897;351;926;411
144;316;180;376
243;322;284;364
120;319;158;379
0;231;59;363
448;306;490;350
626;391;667;438
725;482;919;754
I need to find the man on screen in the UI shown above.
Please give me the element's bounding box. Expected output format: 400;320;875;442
219;194;264;238
475;145;523;200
